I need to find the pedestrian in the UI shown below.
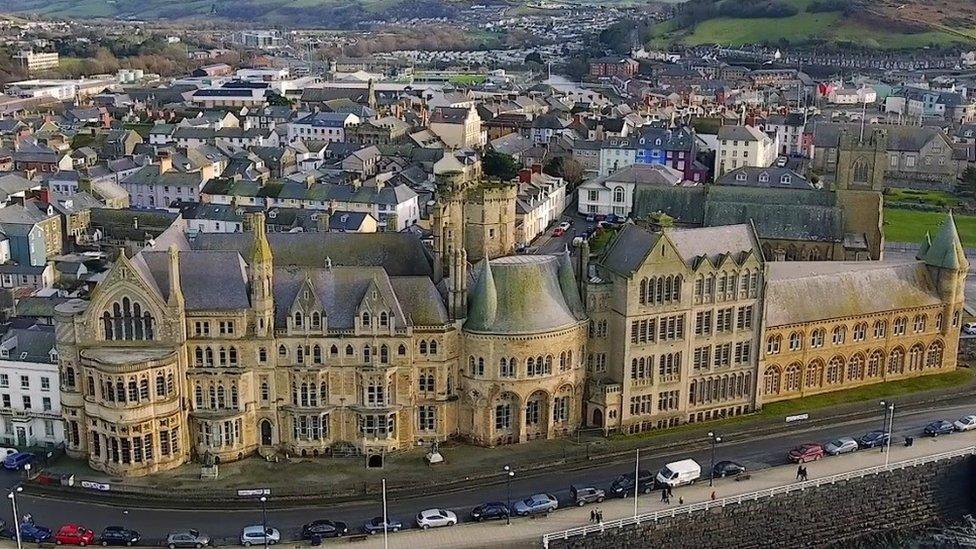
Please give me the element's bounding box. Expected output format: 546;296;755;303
710;491;716;501
596;508;603;524
664;489;671;504
679;497;684;505
667;485;674;499
802;466;809;481
660;487;668;502
796;465;803;480
590;509;596;523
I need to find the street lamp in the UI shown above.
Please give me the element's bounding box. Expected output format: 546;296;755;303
503;465;514;526
880;400;895;467
708;432;722;487
8;486;23;549
259;496;268;549
22;463;29;481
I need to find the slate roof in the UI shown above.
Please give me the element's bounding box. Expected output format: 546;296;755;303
123;165;205;189
0;325;55;363
764;260;941;326
390;276;449;326
271;266;406;330
138;250;250;311
717;125;767;142
430;107;471;124
191;232;436;278
464;253;585;335
717;167;813;190
811;122;948;152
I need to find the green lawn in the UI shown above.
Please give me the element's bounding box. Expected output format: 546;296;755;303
885;188;961;209
884;208;976;247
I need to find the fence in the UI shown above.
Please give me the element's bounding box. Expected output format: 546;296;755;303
541;445;976;548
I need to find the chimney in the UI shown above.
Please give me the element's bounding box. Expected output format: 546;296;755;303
158;150;173;174
517;168;532;184
530;163;542;175
317;211;331;232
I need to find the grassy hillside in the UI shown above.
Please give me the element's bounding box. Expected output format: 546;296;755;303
650;0;972;49
7;0;457;26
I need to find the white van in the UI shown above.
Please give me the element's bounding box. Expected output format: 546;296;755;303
655;459;701;488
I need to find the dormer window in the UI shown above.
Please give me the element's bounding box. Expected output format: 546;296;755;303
361;312;371;326
379;312;389;327
758;172;769;183
0;348;8;359
781;175;792;184
735;172;747;182
49;350;58;363
294;311;303;328
20;352;27;360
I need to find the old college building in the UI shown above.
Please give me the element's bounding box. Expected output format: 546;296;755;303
54;194;966;475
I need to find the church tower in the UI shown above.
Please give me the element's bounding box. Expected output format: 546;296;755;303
835;127;887;260
920;213;969;366
249;213;275;337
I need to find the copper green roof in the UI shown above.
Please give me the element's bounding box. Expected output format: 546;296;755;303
922;213;968;271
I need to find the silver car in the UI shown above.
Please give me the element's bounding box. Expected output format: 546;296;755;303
166;530;210;549
512;493;558;516
416;509;457;529
824;437;858;456
240;525;279;546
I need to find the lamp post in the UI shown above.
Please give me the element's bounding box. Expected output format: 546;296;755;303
880;400;895;467
708;432;722;487
503;465;514;526
8;486;23;549
381;479;389;549
259;496;268;549
22;463;30;482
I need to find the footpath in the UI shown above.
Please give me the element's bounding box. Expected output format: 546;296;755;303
314;430;976;549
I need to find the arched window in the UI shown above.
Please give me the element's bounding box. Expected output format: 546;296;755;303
419;340;428;354
832;326;846;345
888;348;905;374
361;311;371;326
194;385;203;408
155;373;165;396
398;344;406;356
363;345;371;363
380;345;389;364
867;351;883;377
231;385;239;408
926;341;944;369
613;186;625;203
228;347;238;366
784;363;801;392
639;278;648;304
205;348;214;366
278;345;287;358
805;360;823;388
102;298;155;341
766;335;781;354
810;329;825;348
311;311;321;328
296;346;304;364
847;354;865;381
209;385;217;408
430;340;438;354
217;385;226;408
789;332;802;351
826;357;844;384
379;312;389;327
313;345;322;364
331;345;339;356
852;158;869;184
763;365;781;396
909;344;924;371
294;311;303;328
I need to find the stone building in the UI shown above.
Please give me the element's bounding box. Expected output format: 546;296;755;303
759;216;966;403
431;173;517;266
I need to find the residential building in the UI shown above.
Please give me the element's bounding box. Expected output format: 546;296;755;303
577;163;683;218
0;325;63;447
428;107;483;149
14;51;60;74
589;57;639;79
714;126;778;178
515;168;567;246
287;112;361;144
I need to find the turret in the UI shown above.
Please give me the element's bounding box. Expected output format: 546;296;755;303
249;213;275;337
167;244;184;308
921;213;968;337
448;247;468;320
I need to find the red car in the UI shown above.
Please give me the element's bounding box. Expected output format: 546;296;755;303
788;443;826;463
552;227;566;237
55;524;96;546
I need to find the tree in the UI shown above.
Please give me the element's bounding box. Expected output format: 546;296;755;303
483;150;519;181
960;166;976;196
544;156;585;186
525;51;544;65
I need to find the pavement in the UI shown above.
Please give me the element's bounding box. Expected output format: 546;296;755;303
6;398;976;547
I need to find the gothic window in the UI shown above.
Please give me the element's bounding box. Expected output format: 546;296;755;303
398;344;406;356
925;341;944;369
311;312;321;328
784;363;801;392
361;311;371;327
805;360;822;388
379;312;389;327
909;344;924;371
847;354;865;381
419;340;428;354
313;345;322;364
826;357;843;384
380;345;389;364
852;158;869;184
762;365;781;395
867;350;883;377
429;340;438;354
888;348;905;374
102;297;155;341
294;311;303;328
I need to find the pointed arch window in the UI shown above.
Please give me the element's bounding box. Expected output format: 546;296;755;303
102;298;155;341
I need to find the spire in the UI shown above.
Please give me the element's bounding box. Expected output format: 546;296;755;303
250;213;273;265
466;258;496;327
915;231;931;261
922;212;969;271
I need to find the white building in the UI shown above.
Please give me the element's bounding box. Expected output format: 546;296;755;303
577;163;684;217
0;326;63;448
516;170;567;245
598;138;639;177
14;51;59;73
287;112;361;144
714;125;778;178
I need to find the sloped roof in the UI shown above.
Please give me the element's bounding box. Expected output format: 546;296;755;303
765;260;941;326
272;266;405;330
921;213;968;271
464;254;584;335
390;276;449;326
139;250;250;311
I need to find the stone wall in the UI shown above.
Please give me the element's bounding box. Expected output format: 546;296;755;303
550;456;975;549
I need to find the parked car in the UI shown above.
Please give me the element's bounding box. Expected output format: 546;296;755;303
954;415;976;432
552;227;566;237
0;448;17;458
97;526;140;547
470;502;509;522
858;431;890;449
3;452;34;470
512;493;558;516
585;214;596;222
825;437;859;455
300;520;347;540
711;460;746;478
609;469;655;497
165;530;210;549
924;420;955;437
558;221;572;232
240;526;279;546
19;523;53;543
788;443;826;463
655;459;701;488
415;509;457;530
570;485;605;506
963;322;976;335
361;517;402;535
55;524;96;546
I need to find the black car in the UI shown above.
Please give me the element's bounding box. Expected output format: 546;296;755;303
924;420;955;437
858;430;890;448
301;520;348;540
361;517;402;535
609;469;655;497
98;526;141;547
470;502;510;522
711;460;746;478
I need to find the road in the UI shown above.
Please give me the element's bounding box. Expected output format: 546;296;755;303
5;399;974;543
529;199;593;256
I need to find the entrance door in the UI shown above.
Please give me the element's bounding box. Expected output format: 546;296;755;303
15;427;26;447
260;420;273;446
591;408;604;428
